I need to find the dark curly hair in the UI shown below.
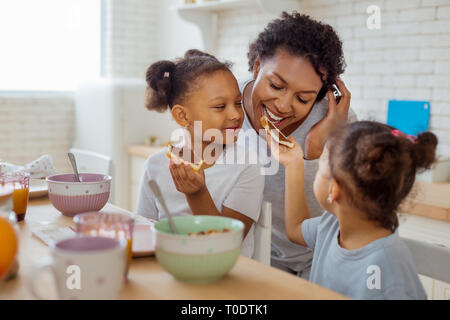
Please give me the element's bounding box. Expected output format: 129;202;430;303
248;11;346;101
326;121;438;232
145;49;232;112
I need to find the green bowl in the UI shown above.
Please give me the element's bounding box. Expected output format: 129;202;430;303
152;215;244;284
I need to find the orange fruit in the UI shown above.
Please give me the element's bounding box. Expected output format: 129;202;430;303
0;216;18;281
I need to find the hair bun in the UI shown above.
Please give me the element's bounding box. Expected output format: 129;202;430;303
144;60;176;112
411;131;438;171
145;60;175;90
354;133;401;181
184;49;217;60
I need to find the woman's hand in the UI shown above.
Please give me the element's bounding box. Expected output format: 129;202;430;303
266;131;304;168
304;78;351;159
169;159;206;195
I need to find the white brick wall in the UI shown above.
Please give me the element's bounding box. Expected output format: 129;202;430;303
216;7;273;81
0;94;74;172
102;0;159;78
215;0;450;157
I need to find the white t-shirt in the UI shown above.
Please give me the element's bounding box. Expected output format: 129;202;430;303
136;143;265;258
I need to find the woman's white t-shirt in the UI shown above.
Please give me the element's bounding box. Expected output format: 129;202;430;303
136;143;265;258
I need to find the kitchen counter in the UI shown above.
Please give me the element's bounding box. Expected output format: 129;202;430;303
126;145;164;159
126;145;450;223
401;181;450;222
126;145;165;212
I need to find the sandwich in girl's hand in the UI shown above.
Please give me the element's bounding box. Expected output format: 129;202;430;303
136;49;265;259
165;142;204;172
266;120;436;300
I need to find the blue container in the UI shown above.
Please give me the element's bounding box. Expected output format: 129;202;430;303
387;100;430;136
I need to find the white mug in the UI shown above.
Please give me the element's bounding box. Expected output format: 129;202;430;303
29;236;126;300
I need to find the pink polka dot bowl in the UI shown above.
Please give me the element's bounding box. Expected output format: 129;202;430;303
46;173;112;217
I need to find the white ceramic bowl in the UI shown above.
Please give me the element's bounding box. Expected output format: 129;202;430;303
152;215;244;284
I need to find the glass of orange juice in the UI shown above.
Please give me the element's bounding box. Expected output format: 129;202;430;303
73;212;134;280
0;172;30;222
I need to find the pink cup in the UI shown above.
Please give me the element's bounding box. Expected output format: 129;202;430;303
74;212;134;279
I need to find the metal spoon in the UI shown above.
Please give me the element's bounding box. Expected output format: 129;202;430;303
148;179;178;234
67;153;81;182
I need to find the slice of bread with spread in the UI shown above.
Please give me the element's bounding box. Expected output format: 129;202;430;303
166;143;204;172
260;115;294;148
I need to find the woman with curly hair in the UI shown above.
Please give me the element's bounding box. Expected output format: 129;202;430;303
237;12;357;278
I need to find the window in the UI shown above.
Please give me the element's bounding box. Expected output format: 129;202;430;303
0;0;101;91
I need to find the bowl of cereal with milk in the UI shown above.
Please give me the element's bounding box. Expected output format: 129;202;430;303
152;215;244;284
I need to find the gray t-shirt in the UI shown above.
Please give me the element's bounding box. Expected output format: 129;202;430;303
237;79;357;277
303;211;427;300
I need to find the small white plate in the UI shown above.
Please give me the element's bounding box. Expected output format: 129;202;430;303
29;178;48;199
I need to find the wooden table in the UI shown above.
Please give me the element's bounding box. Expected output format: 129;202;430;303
0;197;347;300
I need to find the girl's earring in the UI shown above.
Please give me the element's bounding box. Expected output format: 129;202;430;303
327;195;333;204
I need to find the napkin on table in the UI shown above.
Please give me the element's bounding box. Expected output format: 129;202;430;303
0;155;56;179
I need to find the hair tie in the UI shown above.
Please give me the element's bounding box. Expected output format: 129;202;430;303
392;129;417;143
164;72;170;78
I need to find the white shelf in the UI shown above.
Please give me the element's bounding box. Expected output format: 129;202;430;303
172;0;256;13
171;0;301;53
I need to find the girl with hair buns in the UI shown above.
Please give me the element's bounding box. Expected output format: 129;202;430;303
267;120;436;299
136;49;265;258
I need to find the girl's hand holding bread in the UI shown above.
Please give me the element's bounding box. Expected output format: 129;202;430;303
169;158;206;196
